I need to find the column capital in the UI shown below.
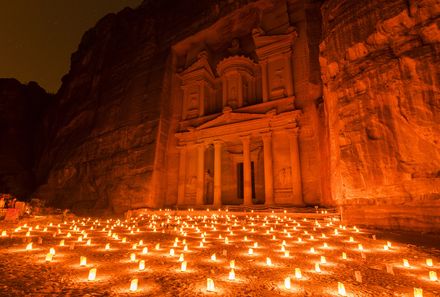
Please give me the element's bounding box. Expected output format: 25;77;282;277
286;127;300;137
213;140;223;147
239;134;251;142
260;131;272;140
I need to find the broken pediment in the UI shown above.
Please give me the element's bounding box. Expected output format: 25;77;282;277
252;27;297;59
179;50;216;82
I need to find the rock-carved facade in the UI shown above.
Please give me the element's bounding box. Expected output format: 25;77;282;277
173;27;305;207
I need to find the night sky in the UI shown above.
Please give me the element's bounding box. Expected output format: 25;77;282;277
0;0;143;94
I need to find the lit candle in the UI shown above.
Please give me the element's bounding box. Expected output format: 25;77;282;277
206;278;215;292
426;258;433;267
130;279;138;292
295;268;302;279
284;277;291;289
413;288;423;297
142;247;148;254
229;269;235;280
321;256;326;264
315;263;321;272
130;253;136;262
349;237;354;242
45;253;53;262
139;260;145;271
383;245;389;251
105;243;110;250
155;243;160;250
342;252;347;260
230;260;235;269
403;259;410;267
358;244;363;251
49;247;56;255
310;247;315;253
169;248;175;256
248;248;253;255
338;282;347;296
80;256;87;266
266;257;272;266
1;231;6;237
284;251;290;257
26;242;32;250
211;253;216;261
429;271;437;281
181;261;187;271
88;268;97;281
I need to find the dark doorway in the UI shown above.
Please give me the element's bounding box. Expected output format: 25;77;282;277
237;162;256;199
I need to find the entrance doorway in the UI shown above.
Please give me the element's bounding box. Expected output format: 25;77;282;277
237;162;256;199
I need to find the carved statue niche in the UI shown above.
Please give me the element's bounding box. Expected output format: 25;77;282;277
217;40;257;109
179;50;216;120
252;27;297;101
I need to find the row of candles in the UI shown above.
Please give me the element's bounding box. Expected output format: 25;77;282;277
1;210;438;296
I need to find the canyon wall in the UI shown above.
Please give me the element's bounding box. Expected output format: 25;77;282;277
0;79;53;198
320;0;440;231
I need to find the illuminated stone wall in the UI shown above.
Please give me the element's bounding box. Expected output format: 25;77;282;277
320;0;440;230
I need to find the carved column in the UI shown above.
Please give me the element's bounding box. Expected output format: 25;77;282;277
196;142;205;206
177;145;187;205
238;74;243;107
241;136;253;206
199;82;205;117
261;132;274;206
222;77;227;108
260;60;269;102
288;128;304;206
213;141;222;208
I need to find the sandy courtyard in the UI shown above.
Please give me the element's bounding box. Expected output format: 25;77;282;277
0;210;439;296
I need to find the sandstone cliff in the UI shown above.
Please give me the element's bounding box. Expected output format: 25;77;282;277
0;79;53;198
320;0;440;230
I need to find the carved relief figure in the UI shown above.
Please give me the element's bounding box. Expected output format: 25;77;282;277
278;167;292;187
204;169;214;203
186;175;197;191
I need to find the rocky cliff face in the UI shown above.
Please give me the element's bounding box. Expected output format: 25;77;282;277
0;79;53;198
34;0;266;213
320;0;440;230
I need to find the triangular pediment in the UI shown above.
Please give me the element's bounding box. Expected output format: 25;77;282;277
197;111;269;130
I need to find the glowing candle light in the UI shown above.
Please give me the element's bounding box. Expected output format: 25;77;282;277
315;263;321;273
80;256;87;266
230;260;235;269
105;243;110;250
78;236;83;242
211;253;216;261
338;282;347;296
284;277;291;289
26;231;30;237
155;243;160;250
248;248;253;255
88;268;97;281
387;241;392;248
281;245;286;252
403;259;410;267
349;237;354;242
181;261;187;271
206;278;215;292
122;237;127;243
26;242;33;250
383;245;389;251
323;242;328;248
178;254;184;262
414;288;423;297
358;244;363;251
429;271;437;281
139;260;145;271
253;242;258;248
342;252;347;260
199;242;204;248
244;236;248;241
45;253;53;262
320;256;326;264
184;245;188;251
225;237;229;244
86;239;91;246
130;253;136;262
229;269;235;280
132;244;137;250
310;247;315;253
284;251;290;257
169;248;175;256
426;258;433;267
295;268;302;279
1;231;6;237
142;247;148;254
298;237;302;243
266;257;272;266
130;278;138;292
